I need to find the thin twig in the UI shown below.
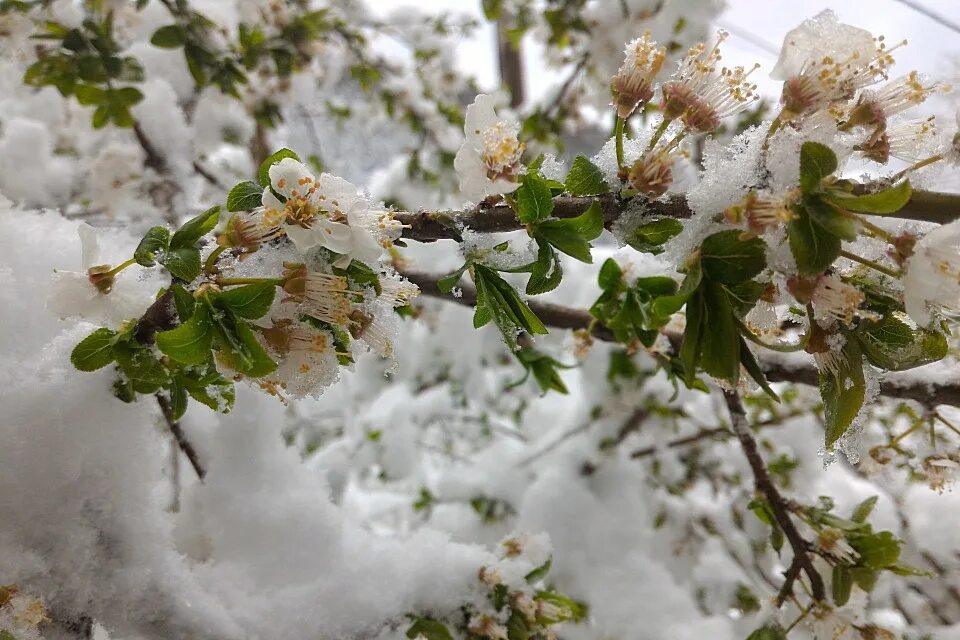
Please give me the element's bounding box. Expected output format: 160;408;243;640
723;390;825;602
156;393;206;480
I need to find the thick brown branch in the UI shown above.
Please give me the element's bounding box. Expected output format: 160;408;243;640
723;390;826;603
402;269;960;408
395;190;960;242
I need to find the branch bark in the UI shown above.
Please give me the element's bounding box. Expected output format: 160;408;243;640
400;269;960;409
723;390;826;603
395;190;960;243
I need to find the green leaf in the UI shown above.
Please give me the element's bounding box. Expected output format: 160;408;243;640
169;380;188;421
699;230;767;284
161;246;202;282
598;258;623;291
799;141;838;193
832;565;853;606
524;556;552;583
150;24;186;48
680;289;706;387
114;341;168;392
740;337;780;401
507;609;530;640
473;264;547;346
806;196;858;241
651;262;702;322
625;218;683;254
536;201;603;263
849;531;901;569
699;283;740;384
849;567;879;592
821;337;865;448
515;172;554;224
170;205;221;250
226;181;263;211
856;314;948;371
788;205;841;274
405;618;453;640
565;155;608;196
258;148;300;187
156;304;213;365
171;283;195;321
526;240;563;295
825;180;912;214
134;226;170;267
74;83;105;105
851;496;878;523
746;624;788;640
215;282;276;319
71;328;118;371
211;313;277;377
438;262;470;293
175;359;235;413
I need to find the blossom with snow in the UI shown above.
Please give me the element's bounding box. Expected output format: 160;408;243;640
841;71;950;135
610;33;666;119
660;31;759;133
454;94;525;202
262;157;397;267
624;143;684;197
723;190;799;236
772;9;901;121
903;219;960;327
857;116;938;164
811;274;865;327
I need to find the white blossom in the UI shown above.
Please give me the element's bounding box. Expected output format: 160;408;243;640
454;94;525;202
903;219;960;327
611;33;666;119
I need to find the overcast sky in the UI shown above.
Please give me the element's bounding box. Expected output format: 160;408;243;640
373;0;960;110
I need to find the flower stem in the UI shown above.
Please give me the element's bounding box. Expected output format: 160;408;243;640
839;249;900;278
856;216;895;243
645;118;671;152
204;246;226;275
735;317;808;353
890;153;944;184
216;277;282;286
106;258;137;277
784;605;813;633
615;117;626;170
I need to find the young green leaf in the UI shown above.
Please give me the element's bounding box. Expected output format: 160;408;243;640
215;282;277;319
170;205;221;250
699;230;767;284
536;201;603;263
856;313;948;371
170;283;196;321
820;336;865;448
211;314;277;377
832;565;853;606
788;206;841;274
134;226;171;267
161;246;202;282
156;304;213;365
515;172;554;224
624;218;683;254
405;618;454;640
805;196;858;241
258;148;300;187
437;262;470;293
150;24;186;48
825;180;912;214
849;530;901;569
799;141;838;193
565;155;608;196
70;328;118;371
526;240;563;295
226;180;264;211
699;283;740;384
746;624;788;640
597;258;623;291
850;495;878;523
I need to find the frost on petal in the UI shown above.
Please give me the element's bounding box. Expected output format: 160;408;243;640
454;142;490;202
771;10;875;81
284;224;321;253
903;219;960;327
314;219;355;256
268;158;315;199
262;186;284;212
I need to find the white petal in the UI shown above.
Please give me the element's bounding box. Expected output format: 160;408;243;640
317;173;362;211
268;157;314;199
463;93;500;144
771;9;875;81
77;223;101;269
454;143;489;202
314;219;355;255
284;225;320;253
262;187;284;211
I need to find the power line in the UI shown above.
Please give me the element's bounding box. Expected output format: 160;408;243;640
892;0;960;37
717;21;781;57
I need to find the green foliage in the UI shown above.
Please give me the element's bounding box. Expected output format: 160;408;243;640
226;181;264;211
24;13;144;128
156;303;214;365
71;328;119;371
855;313;948;371
215;283;277;320
525;240;563;295
564;155;607;196
788;205;842;274
512;347;572;394
820;336;865;448
746;623;788;640
798;141;838;194
624;218;683;254
534;201;603;263
134;226;171;267
824;180;913;214
515;172;554;225
170;205;221;250
473;264;547;350
405;618;453;640
524;557;552;584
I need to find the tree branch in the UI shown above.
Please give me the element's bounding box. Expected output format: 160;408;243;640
155;393;206;480
723;390;826;603
395;190;960;243
400;269;960;408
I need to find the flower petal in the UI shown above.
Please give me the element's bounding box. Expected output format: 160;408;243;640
269;158;314;199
